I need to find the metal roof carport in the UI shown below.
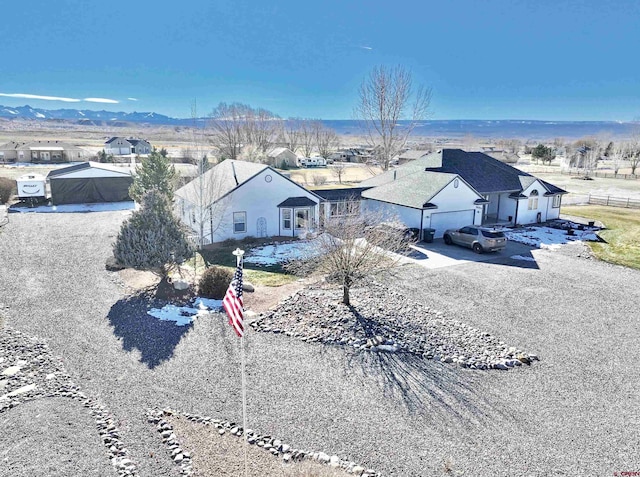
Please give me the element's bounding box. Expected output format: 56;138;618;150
47;162;133;205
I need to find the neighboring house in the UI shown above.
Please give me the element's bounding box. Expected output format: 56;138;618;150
0;140;89;163
359;149;566;239
329;148;372;163
480;147;520;164
104;137;151;155
175;160;322;244
266;147;299;168
396;149;430;165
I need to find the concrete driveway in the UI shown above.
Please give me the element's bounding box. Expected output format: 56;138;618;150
405;238;536;269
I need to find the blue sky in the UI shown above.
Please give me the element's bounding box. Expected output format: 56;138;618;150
1;0;639;121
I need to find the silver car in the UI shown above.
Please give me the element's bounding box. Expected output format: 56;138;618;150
443;226;507;253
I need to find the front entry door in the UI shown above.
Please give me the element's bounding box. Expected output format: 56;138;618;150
256;217;267;237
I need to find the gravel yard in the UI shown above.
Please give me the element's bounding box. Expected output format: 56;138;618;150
1;211;639;476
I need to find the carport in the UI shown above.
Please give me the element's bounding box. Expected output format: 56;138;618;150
47;162;133;205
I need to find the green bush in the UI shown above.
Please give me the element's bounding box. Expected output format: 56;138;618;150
198;266;233;299
0;177;16;204
113;191;194;274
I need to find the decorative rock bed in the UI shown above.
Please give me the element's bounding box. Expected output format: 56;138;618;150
251;280;539;370
146;408;377;476
0;326;138;476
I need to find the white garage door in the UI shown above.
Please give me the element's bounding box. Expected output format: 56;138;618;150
430;210;475;238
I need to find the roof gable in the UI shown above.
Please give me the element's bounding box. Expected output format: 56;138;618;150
362;172;463;209
175;160;268;205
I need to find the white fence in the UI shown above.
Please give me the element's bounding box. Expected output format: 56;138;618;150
587;195;640;209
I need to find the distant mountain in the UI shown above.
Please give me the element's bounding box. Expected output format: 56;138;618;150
1;104;637;139
0;104;183;125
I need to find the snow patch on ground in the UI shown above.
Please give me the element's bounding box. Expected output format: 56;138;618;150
503;225;599;250
9;201;136;213
244;240;318;266
147;297;223;326
510;255;536;262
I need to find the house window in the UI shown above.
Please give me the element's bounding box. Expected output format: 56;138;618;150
282;209;292;230
295;209;309;229
330;201;359;217
528;189;539;210
233;212;247;233
552;195;561;208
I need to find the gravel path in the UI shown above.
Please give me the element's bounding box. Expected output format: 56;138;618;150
1;212;639;476
1;397;114;476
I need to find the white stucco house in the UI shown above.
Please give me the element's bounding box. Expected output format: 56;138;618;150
175;160;322;244
359;149;567;239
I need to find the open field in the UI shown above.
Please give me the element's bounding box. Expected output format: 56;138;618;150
526;171;640;203
285;164;381;187
562;205;640;269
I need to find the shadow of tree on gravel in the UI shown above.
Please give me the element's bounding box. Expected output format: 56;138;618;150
345;350;506;427
107;293;193;369
337;306;508;426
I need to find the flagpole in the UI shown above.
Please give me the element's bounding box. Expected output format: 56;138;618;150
232;248;248;477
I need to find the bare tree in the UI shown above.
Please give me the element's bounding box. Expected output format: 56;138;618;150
287;204;414;306
331;162;347;184
282;118;303;153
629;128;640;175
313;121;339;159
611;142;629;176
630;149;640;176
208;102;249;160
354;65;432;170
299;119;316;157
245;107;282;154
582;141;601;178
186;100;228;249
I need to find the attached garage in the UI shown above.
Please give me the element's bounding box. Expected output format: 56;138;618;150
429;210;475;238
47;162;133;205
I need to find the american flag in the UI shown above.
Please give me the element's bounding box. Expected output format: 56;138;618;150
223;260;244;338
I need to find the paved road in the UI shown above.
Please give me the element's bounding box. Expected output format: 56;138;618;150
1;211;639;476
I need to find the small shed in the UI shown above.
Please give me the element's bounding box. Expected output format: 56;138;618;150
266;147;299;168
47;162;133;205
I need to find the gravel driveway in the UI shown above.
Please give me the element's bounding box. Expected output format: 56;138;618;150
1;211;639;476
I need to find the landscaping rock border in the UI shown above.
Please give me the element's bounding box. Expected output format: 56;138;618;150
0;325;138;476
146;408;377;476
251;280;539;370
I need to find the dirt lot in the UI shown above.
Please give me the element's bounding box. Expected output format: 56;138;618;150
1;211;640;476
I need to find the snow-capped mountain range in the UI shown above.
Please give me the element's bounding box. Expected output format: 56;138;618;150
0;104;181;125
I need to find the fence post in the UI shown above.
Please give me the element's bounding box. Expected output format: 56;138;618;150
627;198;630;208
606;196;610;206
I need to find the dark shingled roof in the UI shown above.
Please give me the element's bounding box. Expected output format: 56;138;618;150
277;196;318;207
423;149;545;194
312;187;372;201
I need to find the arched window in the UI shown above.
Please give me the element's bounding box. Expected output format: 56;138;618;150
528;189;539;210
